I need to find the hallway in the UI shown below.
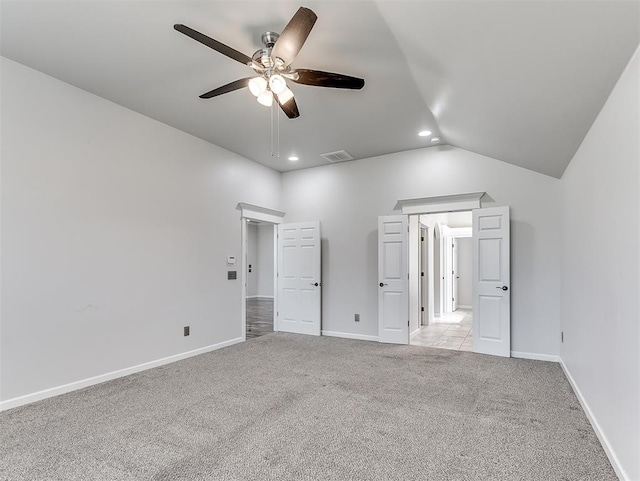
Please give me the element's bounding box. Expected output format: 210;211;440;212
411;308;473;351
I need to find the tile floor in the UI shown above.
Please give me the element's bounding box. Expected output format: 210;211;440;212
411;308;473;351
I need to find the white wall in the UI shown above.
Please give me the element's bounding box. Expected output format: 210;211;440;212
246;223;274;298
256;224;274;298
456;237;473;308
0;58;281;403
281;145;562;355
246;224;259;297
560;46;639;481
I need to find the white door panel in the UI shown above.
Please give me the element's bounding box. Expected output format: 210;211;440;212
420;227;428;326
473;207;510;357
277;221;321;336
378;215;409;344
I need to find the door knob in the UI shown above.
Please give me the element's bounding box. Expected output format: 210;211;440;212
379;282;388;287
496;286;508;291
310;282;319;287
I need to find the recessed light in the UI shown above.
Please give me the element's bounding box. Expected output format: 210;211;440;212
418;130;432;137
288;156;299;161
431;137;441;143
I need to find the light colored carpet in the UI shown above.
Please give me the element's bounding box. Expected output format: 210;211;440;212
0;333;615;480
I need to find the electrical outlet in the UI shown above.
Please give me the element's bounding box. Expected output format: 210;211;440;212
354;313;360;322
184;326;190;336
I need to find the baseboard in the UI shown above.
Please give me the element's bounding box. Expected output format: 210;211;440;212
321;330;379;342
510;351;560;362
0;337;244;412
560;359;628;481
246;295;274;299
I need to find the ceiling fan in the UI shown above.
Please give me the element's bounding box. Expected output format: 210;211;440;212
174;7;365;119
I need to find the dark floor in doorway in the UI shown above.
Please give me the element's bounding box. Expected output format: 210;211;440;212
246;297;273;339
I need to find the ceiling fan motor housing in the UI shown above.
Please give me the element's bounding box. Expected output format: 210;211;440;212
252;48;274;70
253;32;285;72
261;31;279;48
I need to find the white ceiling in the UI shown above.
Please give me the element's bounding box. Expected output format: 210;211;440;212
2;1;639;178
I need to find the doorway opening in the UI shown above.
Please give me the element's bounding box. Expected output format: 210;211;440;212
245;220;276;339
379;195;510;356
409;211;473;352
239;204;322;341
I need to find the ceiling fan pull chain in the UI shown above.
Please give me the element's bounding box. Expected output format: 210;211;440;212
270;101;274;157
277;102;280;158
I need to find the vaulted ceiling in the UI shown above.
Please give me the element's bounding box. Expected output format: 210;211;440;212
2;1;639;178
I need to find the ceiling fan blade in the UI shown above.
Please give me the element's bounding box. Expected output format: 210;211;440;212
271;7;317;67
276;93;300;119
199;78;252;99
174;24;253;66
290;69;365;89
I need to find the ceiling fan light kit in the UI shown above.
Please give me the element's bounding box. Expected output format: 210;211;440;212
268;74;287;95
257;90;274;107
248;77;267;97
174;6;365;119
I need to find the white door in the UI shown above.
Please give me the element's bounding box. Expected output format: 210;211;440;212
452;238;459;311
378;215;409;344
472;206;510;357
277;221;321;336
420;227;428;326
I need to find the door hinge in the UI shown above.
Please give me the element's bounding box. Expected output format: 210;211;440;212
408;320;410;326
421;272;424;277
421;307;424;312
421;236;424;242
561;331;564;343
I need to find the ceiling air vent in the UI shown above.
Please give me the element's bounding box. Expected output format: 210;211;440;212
320;150;354;163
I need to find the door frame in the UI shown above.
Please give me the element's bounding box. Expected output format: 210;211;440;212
382;193;490;346
441;226;472;313
387;194;511;357
238;203;285;340
419;225;428;327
